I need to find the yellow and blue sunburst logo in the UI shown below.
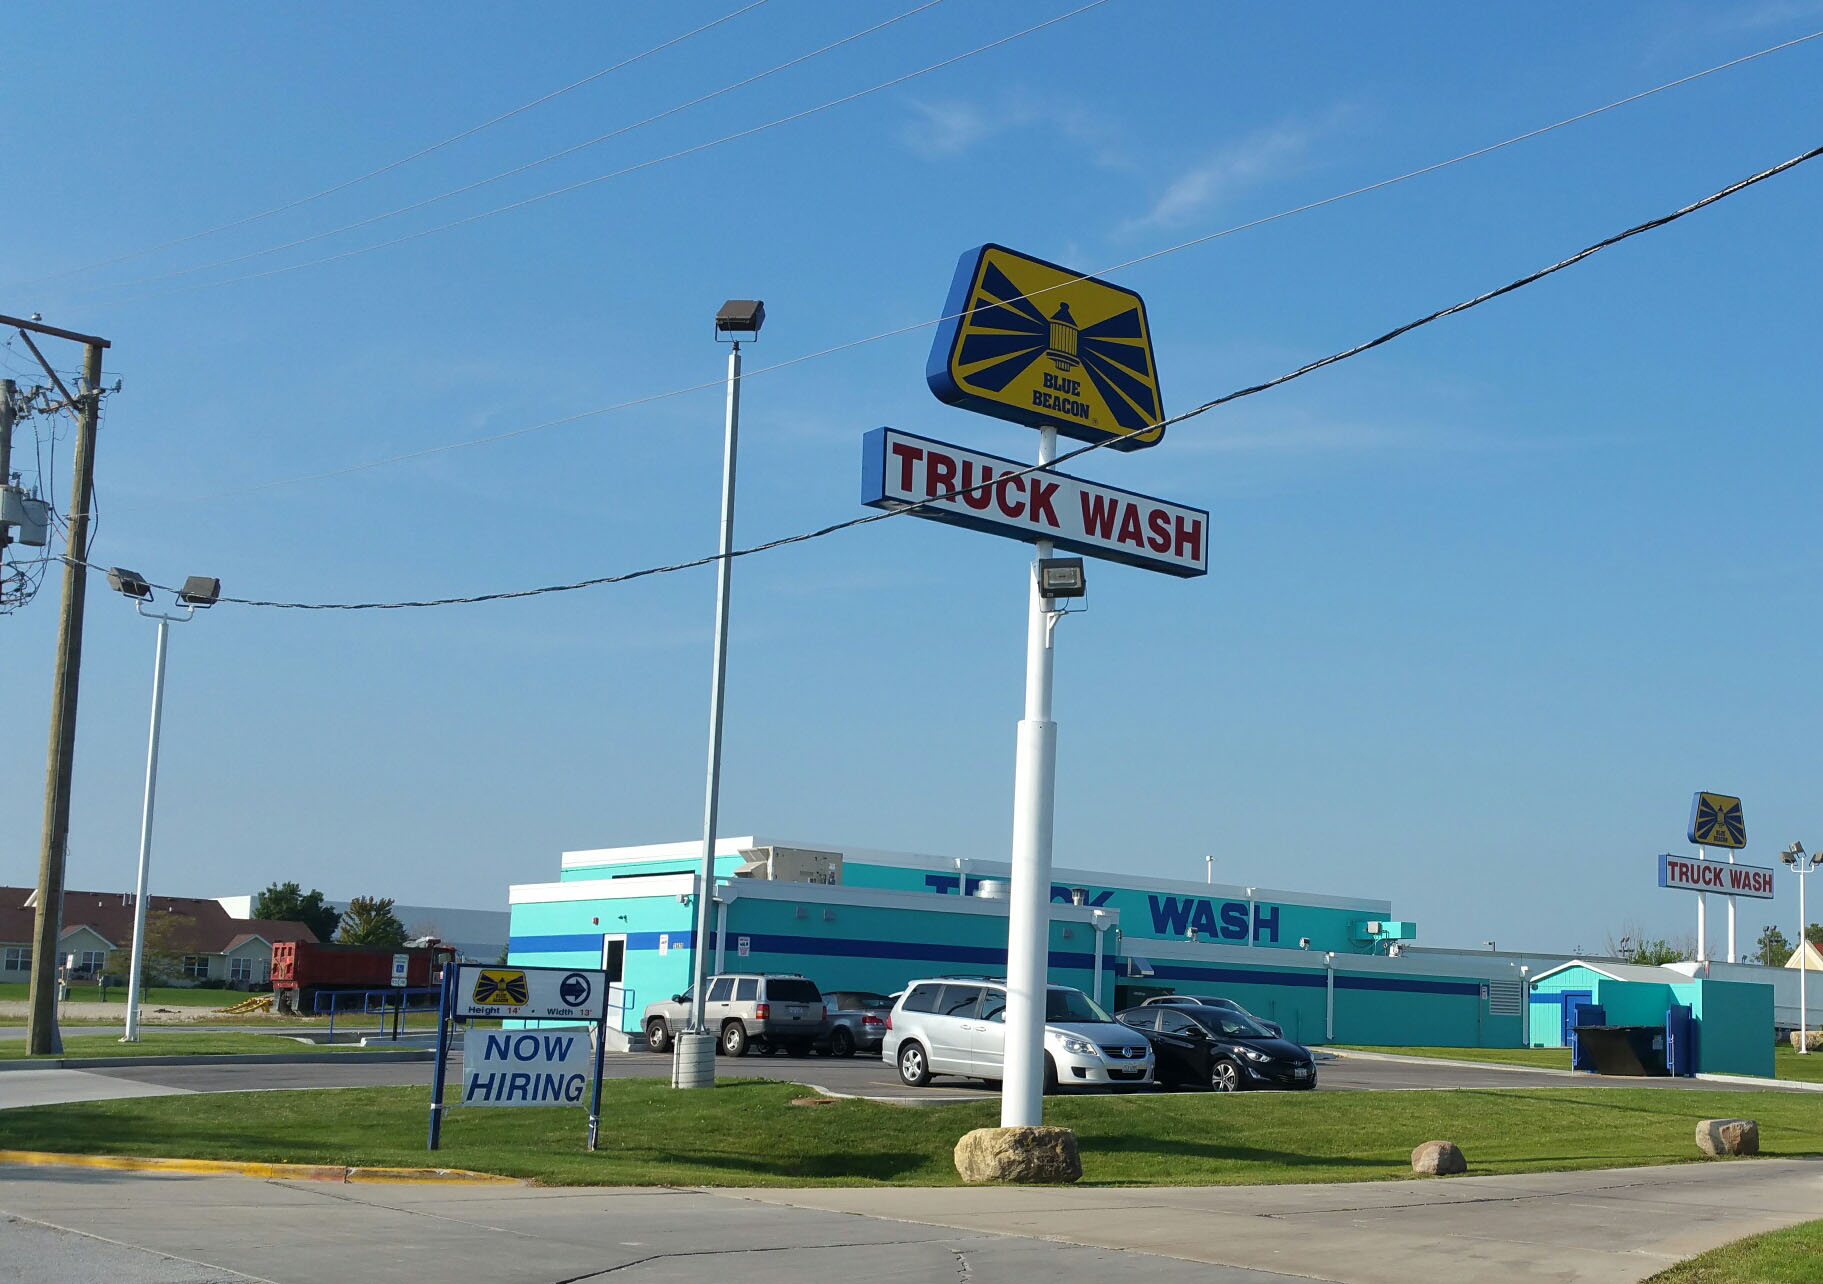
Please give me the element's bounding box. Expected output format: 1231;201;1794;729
473;968;530;1007
927;245;1164;451
1687;792;1746;849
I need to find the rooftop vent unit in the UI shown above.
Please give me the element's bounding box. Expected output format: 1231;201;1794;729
732;846;843;885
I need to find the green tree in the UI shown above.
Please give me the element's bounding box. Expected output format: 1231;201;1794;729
1625;938;1686;966
251;880;341;942
107;909;196;987
336;896;407;947
1756;925;1794;967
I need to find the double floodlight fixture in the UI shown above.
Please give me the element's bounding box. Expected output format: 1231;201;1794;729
1784;842;1808;866
714;298;765;341
1036;556;1086;600
106;568;221;609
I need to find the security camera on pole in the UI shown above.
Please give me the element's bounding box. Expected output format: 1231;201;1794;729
865;244;1207;1130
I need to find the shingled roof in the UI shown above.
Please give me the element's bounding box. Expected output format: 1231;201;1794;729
0;887;317;954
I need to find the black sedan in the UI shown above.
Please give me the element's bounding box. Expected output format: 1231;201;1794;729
1116;1004;1316;1091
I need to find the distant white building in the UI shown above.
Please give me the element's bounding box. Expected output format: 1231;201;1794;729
213;895;508;962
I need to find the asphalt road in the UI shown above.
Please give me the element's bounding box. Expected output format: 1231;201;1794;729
13;1045;1815;1106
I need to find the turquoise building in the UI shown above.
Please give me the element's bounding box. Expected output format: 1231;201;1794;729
507;836;1534;1049
1527;959;1773;1078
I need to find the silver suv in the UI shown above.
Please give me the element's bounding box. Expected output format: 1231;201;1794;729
884;977;1153;1090
642;973;829;1057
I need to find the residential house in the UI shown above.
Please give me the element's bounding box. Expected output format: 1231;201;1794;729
0;886;316;988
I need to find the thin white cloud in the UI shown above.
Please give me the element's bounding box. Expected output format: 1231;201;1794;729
899;93;1138;170
901;100;995;159
1120;110;1354;234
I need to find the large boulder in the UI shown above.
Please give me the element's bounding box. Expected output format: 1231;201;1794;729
1695;1118;1759;1157
1790;1030;1823;1052
954;1126;1082;1184
1411;1140;1467;1175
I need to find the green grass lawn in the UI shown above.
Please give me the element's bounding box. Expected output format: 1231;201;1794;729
1338;1044;1823;1084
1643;1218;1823;1283
3;1080;1821;1187
0;1032;398;1060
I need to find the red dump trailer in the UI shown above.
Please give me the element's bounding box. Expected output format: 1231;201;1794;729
271;940;456;1014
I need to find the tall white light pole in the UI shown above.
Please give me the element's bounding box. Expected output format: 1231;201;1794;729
1783;842;1816;1054
109;569;218;1042
1003;426;1063;1129
683;301;763;1078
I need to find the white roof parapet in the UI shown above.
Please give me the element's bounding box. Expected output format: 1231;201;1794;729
556;837;1390;914
1528;959;1700;987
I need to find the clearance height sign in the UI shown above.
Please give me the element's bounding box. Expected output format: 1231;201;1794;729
861;428;1207;578
430;963;610;1152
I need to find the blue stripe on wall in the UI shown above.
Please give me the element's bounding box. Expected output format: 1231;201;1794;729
1147;961;1479;998
510;931;696;954
730;932;1095;972
510;928;1099;974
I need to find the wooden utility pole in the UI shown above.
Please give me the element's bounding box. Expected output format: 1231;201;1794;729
0;379;15;566
4;314;111;1057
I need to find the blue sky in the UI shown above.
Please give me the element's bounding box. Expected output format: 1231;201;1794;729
3;2;1821;956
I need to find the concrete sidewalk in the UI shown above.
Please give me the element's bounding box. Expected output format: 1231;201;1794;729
730;1158;1823;1283
2;1157;1818;1283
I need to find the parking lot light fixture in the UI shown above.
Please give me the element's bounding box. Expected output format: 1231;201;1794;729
116;572;218;1042
685;299;764;1086
1783;842;1816;1053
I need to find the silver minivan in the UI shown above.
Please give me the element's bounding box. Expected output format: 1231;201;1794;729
884;977;1153;1090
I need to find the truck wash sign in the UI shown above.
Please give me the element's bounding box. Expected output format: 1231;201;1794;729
454;965;608;1021
919;874;1282;944
1659;853;1775;900
461;1026;593;1107
861;428;1207;577
927;244;1164;451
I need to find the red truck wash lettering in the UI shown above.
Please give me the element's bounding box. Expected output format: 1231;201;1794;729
864;429;1208;577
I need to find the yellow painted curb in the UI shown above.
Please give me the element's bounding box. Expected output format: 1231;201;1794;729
0;1149;518;1185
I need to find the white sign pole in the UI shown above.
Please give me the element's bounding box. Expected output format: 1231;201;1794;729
1696;846;1708;963
1727;848;1737;963
1002;426;1060;1129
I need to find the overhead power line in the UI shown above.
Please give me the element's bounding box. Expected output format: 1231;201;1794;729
121;1;1111;297
89;0;949;294
188;26;1823;502
2;0;773;291
98;142;1820;611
